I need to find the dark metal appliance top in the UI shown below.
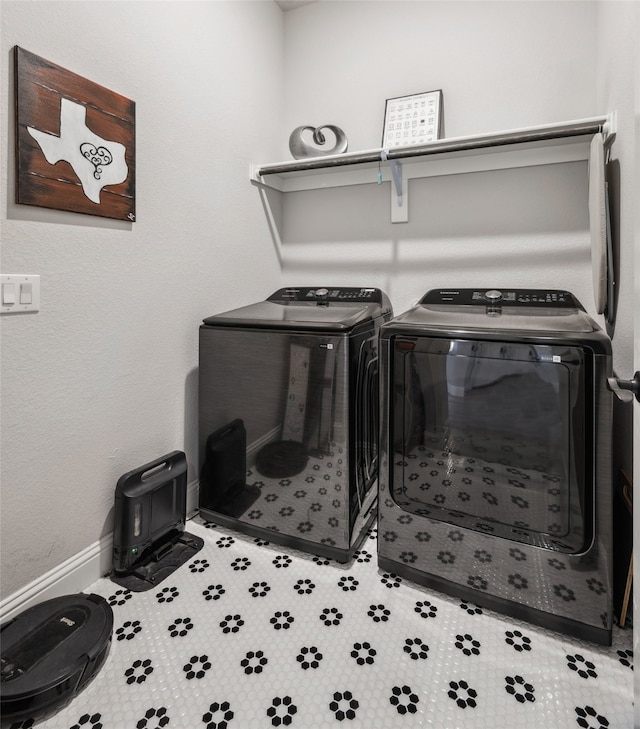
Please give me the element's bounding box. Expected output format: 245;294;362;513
202;287;392;331
386;289;610;343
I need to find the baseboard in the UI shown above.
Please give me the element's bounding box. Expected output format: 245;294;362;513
247;426;280;468
0;479;200;624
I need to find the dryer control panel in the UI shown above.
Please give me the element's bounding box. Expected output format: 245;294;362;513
420;289;580;308
270;287;385;303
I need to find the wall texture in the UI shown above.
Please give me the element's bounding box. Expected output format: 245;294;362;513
0;1;284;598
279;1;601;316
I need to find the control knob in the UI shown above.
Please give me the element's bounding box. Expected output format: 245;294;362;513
484;289;503;302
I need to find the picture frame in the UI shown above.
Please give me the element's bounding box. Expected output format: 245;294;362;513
14;46;136;222
381;90;443;149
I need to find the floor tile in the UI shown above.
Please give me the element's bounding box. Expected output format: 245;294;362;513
11;519;633;729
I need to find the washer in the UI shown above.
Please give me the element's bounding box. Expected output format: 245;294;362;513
198;286;392;562
378;288;613;644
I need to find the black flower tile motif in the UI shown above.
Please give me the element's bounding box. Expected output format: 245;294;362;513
202;701;234;729
505;675;535;703
354;549;372;562
617;649;633;669
297;646;323;669
587;578;607;595
168;617;193;637
189;559;210;573
403;637;429;660
108;589;132;606
505;629;532;652
454;633;480;656
400;552;418;564
368;603;391;622
183;655;212;680
329;691;359;721
474;549;493;563
270;610;294;630
447;680;478;709
389;685;419;715
231;557;250;571
249;581;271;597
567;654;598;679
125;658;154;685
294;578;315;594
338;576;359;591
116;620;142;641
381;573;401;589
414;600;437;619
203;584;225;601
437;550;456;565
508;573;529;590
575;705;610;728
241;650;268;674
136;707;170;729
266;696;297;727
460;601;484;616
220;614;244;634
319;607;343;626
554;584;576;602
70;714;103;729
273;555;292;569
156;586;178;603
351;641;376;665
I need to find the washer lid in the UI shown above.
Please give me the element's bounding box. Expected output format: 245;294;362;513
392;289;601;334
202;287;391;331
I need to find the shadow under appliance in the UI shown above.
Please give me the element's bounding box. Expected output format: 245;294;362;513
198;287;392;562
378;289;613;644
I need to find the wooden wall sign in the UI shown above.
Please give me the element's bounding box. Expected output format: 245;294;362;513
14;46;136;222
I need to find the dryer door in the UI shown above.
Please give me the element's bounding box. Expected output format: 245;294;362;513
390;336;589;553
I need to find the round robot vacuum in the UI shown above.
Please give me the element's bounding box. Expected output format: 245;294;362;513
255;440;308;478
1;593;113;725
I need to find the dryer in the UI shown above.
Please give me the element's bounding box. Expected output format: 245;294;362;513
378;288;613;644
199;287;392;562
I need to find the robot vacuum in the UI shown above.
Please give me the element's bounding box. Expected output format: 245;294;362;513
1;593;113;724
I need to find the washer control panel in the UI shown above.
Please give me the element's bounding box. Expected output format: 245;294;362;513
270;287;384;303
420;289;579;308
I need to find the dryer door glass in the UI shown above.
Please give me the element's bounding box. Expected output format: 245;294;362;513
390;337;588;553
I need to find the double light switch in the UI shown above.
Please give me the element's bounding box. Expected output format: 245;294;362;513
1;275;40;314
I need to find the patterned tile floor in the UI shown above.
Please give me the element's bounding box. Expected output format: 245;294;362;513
11;519;633;729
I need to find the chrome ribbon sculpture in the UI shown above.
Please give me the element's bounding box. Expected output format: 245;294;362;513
289;124;348;159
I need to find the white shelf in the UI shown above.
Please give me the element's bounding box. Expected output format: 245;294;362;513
250;115;613;223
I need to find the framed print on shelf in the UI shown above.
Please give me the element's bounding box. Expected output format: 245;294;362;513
381;90;443;149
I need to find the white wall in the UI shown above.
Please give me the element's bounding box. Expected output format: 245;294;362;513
282;0;597;152
278;0;602;318
0;1;284;599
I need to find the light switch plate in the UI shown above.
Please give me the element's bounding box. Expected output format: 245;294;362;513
1;274;40;314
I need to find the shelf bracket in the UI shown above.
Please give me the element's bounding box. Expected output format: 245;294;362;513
383;153;408;223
